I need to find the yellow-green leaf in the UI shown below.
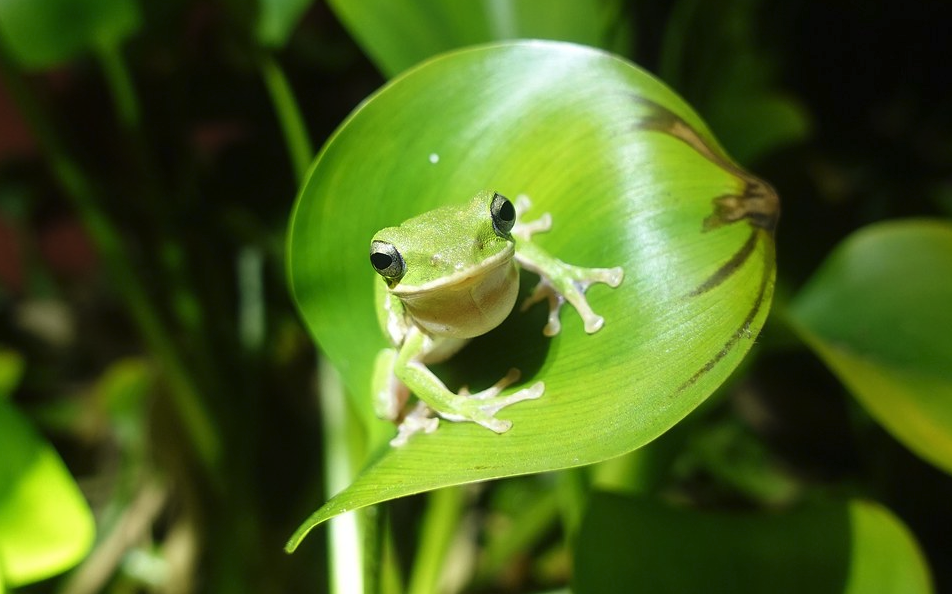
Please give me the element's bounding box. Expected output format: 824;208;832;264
0;401;96;586
788;219;952;475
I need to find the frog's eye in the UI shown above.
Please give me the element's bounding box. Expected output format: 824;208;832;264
370;240;405;282
490;192;516;237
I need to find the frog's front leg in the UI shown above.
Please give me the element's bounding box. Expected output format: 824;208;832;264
512;195;625;336
390;327;544;446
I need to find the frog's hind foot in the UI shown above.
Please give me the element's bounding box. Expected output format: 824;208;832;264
443;369;544;434
390;401;439;447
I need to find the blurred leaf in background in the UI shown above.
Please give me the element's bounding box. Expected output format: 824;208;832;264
657;0;811;165
0;0;140;68
788;220;952;475
326;0;631;76
0;350;96;588
575;493;932;594
0;0;949;592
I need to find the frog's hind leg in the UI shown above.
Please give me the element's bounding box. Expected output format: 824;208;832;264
392;328;544;442
373;348;409;421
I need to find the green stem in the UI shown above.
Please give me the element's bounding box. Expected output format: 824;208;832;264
407;486;466;594
474;487;560;584
259;53;313;183
318;358;366;594
95;42;213;371
0;46;220;471
96;42;140;131
380;516;405;594
556;467;588;542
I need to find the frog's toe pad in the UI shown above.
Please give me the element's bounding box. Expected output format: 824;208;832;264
598;266;625;288
481;418;513;433
441;379;544;434
473;380;544;433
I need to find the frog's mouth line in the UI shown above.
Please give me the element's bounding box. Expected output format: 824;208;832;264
392;243;516;297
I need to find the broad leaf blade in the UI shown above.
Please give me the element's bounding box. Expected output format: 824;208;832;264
788;219;952;475
286;41;777;549
574;493;932;593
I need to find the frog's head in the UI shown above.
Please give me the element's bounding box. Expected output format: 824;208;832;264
369;191;520;338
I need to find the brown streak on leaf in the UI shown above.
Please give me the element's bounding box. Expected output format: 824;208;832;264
631;96;780;234
690;230;759;297
676;234;774;394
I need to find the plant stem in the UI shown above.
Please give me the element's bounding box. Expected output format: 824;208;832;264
259;53;314;183
95;41;215;375
407;486;466;594
318;358;365;594
474;488;560;584
556;468;588;542
96;42;140;131
0;46;220;471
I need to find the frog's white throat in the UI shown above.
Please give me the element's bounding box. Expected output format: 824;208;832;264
394;246;519;339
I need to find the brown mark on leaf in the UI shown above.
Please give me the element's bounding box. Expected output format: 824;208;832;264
630;96;779;393
631;96;780;238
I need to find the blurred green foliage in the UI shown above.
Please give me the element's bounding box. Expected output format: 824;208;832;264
575;494;931;593
0;0;949;593
0;0;140;69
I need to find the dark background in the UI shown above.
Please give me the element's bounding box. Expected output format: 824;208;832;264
1;1;949;592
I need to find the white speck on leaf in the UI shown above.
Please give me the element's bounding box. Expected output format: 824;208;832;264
429;153;440;164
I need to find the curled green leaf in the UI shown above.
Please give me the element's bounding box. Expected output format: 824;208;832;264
286;41;777;550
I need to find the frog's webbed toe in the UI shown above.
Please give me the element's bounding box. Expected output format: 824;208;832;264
443;368;544;433
390;369;544;445
521;262;625;336
509;195;624;336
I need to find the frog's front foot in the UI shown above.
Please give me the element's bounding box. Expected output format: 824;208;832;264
391;369;544;446
522;264;624;336
510;193;625;335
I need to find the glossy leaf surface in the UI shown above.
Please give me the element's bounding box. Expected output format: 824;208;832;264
0;0;140;69
788;219;952;475
0;402;95;586
574;493;932;593
286;41;777;549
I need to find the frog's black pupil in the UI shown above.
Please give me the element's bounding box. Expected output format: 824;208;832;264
491;193;516;237
498;199;515;223
371;252;393;271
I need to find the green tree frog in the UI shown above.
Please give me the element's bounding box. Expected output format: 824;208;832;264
370;191;624;446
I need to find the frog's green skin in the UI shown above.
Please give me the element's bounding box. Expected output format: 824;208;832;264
370;191;624;446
